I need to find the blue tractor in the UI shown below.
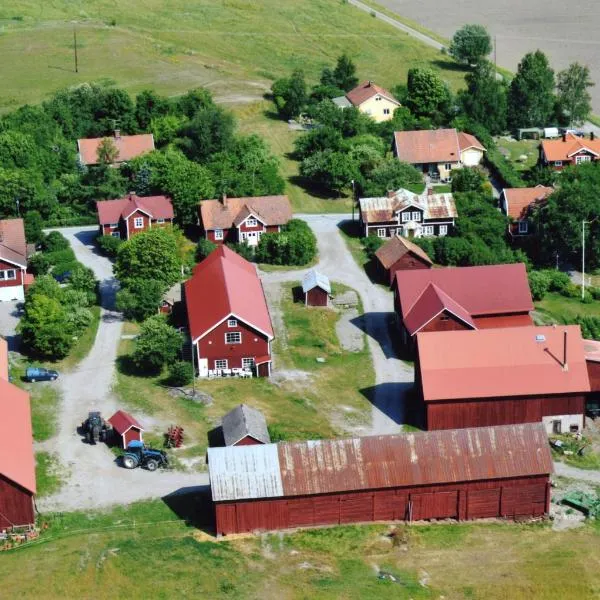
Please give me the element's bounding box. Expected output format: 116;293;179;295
121;440;169;471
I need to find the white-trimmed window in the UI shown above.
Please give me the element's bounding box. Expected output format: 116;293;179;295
227;318;238;328
0;269;16;281
383;108;390;115
401;212;411;222
554;161;563;167
134;217;144;229
242;358;255;369
377;228;386;238
423;225;434;236
439;225;448;236
445;163;452;171
518;220;529;234
412;211;421;222
225;332;242;344
111;232;121;239
576;155;592;164
109;222;118;229
214;229;224;240
375;96;382;101
157;218;165;224
215;359;228;370
246;217;257;227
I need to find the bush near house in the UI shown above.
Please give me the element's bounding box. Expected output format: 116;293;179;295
96;234;123;258
255;219;317;266
131;315;183;374
116;278;165;322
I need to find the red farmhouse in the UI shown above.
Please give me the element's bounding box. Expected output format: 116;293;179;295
184;245;274;377
375;234;432;286
108;410;144;449
0;218;30;303
500;185;553;238
77;130;155;166
415;325;590;433
96;193;174;240
0;339;36;529
540;132;600;170
394;263;533;348
199;195;292;246
208;423;553;535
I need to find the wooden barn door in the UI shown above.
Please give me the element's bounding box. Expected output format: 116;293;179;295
466;489;501;519
409;491;458;521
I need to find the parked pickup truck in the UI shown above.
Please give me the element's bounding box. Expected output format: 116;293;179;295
25;367;59;382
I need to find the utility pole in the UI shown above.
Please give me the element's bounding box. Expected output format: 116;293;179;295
190;338;196;397
73;24;79;73
494;35;497;74
582;218;597;300
351;179;355;222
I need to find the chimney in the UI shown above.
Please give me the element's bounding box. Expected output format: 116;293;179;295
220;193;227;205
367;80;372;87
114;129;121;139
386;189;395;199
591;131;595;141
562;133;566;143
563;330;568;371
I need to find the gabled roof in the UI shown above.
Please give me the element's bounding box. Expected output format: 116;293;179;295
583;339;600;363
222;404;271;446
359;188;457;223
502;186;553;220
185;246;274;342
417;325;590;401
345;81;400;107
77;133;155;165
0;218;27;268
232;205;265;227
302;270;331;294
541;133;600;162
0;339;36;494
207;423;553;502
96;194;174;225
108;410;143;435
457;131;487;152
375;235;433;269
395;263;533;336
200;196;292;231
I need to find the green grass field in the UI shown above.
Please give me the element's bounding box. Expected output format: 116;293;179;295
535;292;600;323
495;137;539;172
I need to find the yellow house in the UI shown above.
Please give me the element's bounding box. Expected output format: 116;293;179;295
333;81;401;123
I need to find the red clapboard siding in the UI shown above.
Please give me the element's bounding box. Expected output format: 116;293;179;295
410;491;458;521
0;475;34;528
340;492;374;524
467;489;501;519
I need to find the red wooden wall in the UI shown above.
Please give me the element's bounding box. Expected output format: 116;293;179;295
586;361;600;393
0;475;34;529
0;260;23;288
122;427;143;449
214;475;549;535
306;288;328;307
420;310;470;333
387;253;430;286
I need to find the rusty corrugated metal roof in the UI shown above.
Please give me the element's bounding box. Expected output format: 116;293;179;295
208;424;553;501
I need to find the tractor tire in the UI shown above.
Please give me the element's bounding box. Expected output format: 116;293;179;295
85;431;92;443
30;378;36;382
100;430;106;443
122;455;137;469
145;459;159;472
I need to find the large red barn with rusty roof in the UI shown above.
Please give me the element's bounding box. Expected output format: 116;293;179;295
415;325;590;432
394;263;534;349
208;423;553;535
184;245;274;377
0;338;36;529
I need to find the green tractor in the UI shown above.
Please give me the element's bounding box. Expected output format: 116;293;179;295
121;440;169;471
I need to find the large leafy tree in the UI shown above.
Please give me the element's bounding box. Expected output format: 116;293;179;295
132;315;183;373
96;137;119;164
360;159;423;197
406;68;451;121
299;150;359;195
272;69;307;120
135;89;171;130
508;50;555;128
449;24;492;65
556;62;595;126
332;54;359;92
116;278;165;321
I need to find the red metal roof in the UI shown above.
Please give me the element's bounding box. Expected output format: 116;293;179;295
108;410;143;435
185;246;274;342
96;194;173;225
345;81;400;107
395;263;533;335
77;133;155;165
503;186;553;220
0;339;35;494
0;218;27;268
417;325;590;402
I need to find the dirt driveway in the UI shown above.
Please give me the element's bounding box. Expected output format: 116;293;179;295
38;227;205;513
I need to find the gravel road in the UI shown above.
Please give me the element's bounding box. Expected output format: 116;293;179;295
554;461;600;484
38;227;204;513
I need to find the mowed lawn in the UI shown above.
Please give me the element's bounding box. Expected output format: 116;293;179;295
0;0;467;113
2;499;600;598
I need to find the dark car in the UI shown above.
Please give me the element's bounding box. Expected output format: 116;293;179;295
25;367;59;382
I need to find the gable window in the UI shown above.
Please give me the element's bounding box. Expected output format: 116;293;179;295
375;96;382;101
423;225;434;236
215;359;228;370
383;108;390;115
0;269;16;281
412;211;421;222
576;155;592;164
242;358;255;369
134;217;144;229
246;217;257;227
401;212;411;222
377;228;387;238
227;318;238;327
225;332;242;344
518;220;529;234
554;161;563;167
214;229;224;240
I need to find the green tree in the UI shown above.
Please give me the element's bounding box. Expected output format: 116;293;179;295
449;24;492;65
96;137;119;165
115;228;181;289
508;50;555;128
168;360;193;387
134;90;170;130
196;238;217;261
116;278;165;321
360;159;423;197
528;270;551;301
255;219;317;266
42;231;70;252
332;54;359;92
299;150;359;195
132;315;183;373
406;68;451;121
68;263;98;304
96;234;123;257
24;210;44;244
293;127;344;160
176;88;214;119
451;167;487;193
272;70;307;120
556;62;595;126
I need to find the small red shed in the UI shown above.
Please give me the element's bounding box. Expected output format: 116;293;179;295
108;410;144;449
375;235;432;286
302;270;332;307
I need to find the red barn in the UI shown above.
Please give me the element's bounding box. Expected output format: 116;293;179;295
108;410;144;448
208;423;553;535
184;246;274;377
96;193;174;240
375;235;432;286
302;270;332;307
199;195;292;246
0;218;29;303
0;339;36;529
394;263;534;350
416;325;590;433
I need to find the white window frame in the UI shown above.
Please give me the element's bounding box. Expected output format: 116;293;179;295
401;212;411;222
439;225;448;236
111;232;121;239
518;220;529;234
214;229;224;241
242;358;255;369
377;228;386;238
554;161;563;167
0;269;16;281
375;96;382;101
227;318;238;328
215;359;228;370
412;211;421;222
245;217;258;228
225;331;242;344
134;217;144;229
109;222;119;229
444;163;452;171
576;155;592;164
383;108;390;115
423;225;434;236
157;218;165;224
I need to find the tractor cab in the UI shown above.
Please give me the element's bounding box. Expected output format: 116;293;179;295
122;440;169;471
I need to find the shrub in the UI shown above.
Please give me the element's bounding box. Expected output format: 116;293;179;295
484;147;525;189
68;264;98;304
581;291;594;304
562;282;581;298
226;242;254;261
254;219;317;266
546;270;571;294
167;360;193;387
96;234;123;258
589;287;600;301
196;238;217;262
28;253;50;276
361;236;385;259
132;315;183;373
116;278;165;321
45;248;76;267
42;231;70;253
528;270;551;301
